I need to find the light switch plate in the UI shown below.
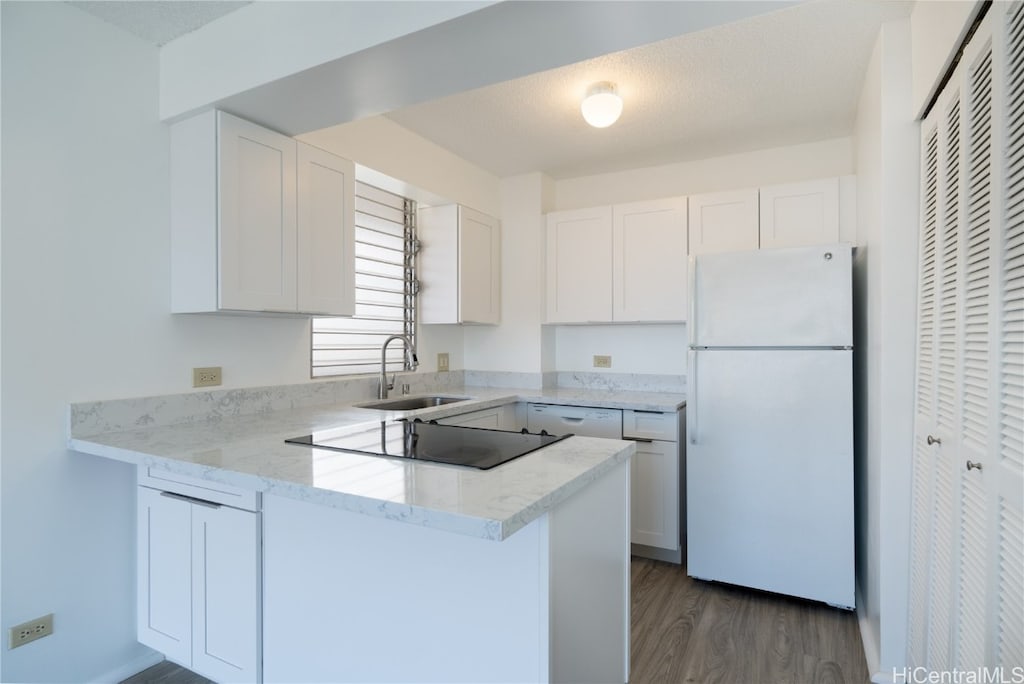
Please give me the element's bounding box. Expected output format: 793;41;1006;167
437;353;450;372
593;355;612;368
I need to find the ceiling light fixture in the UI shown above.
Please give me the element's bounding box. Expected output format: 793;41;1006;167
581;82;623;128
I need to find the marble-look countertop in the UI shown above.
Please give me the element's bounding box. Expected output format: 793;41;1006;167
69;386;685;541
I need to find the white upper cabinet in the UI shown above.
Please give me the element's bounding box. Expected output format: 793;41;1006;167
419;204;500;324
296;142;355;316
171;110;355;316
613;198;688;322
546;207;613;323
687;188;759;255
759;177;840;249
217;115;298;312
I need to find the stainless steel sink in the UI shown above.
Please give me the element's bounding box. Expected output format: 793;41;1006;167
355;395;472;411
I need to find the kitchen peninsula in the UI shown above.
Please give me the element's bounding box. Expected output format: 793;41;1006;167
68;385;662;683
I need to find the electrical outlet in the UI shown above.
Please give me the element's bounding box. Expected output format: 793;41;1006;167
593;355;612;368
9;614;53;649
437;353;450;372
192;366;222;388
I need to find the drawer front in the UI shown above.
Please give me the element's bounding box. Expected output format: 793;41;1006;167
138;466;260;512
526;404;622;439
622;409;679;442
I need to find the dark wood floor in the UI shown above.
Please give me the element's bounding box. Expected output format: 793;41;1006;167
124;558;869;684
631;558;869;683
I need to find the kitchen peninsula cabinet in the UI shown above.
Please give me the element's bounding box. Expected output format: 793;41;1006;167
137;474;261;683
171;110;355;316
419;204;501;324
546;198;688;323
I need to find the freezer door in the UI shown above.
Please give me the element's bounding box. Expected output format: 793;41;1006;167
689;243;852;347
686;349;854;608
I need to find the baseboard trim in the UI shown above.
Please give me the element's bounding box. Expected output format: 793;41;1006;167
856;582;887;683
89;650;163;684
631;543;682;565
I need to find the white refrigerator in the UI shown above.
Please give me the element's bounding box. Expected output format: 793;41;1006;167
686;243;855;609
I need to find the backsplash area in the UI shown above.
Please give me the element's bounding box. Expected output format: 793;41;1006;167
69;369;684;437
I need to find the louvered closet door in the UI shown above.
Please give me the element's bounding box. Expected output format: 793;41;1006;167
988;0;1024;669
909;3;1024;672
953;29;993;671
909;119;941;669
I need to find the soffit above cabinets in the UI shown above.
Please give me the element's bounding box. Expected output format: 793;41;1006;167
68;1;250;46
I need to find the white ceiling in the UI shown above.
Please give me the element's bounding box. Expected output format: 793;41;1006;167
67;0;912;180
69;1;250;46
384;0;913;179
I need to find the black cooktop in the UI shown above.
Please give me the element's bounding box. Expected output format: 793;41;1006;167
285;420;572;470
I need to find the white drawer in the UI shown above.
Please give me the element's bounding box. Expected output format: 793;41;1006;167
526;404;622;439
138;466;260;512
622;409;679;442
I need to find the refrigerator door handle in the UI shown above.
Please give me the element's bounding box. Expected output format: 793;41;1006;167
688;349;697;445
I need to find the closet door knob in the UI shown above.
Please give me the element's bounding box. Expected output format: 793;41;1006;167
966;460;983;472
927;435;941;445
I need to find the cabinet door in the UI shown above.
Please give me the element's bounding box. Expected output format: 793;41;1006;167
296;142;355;316
630;440;679;550
546;207;613;323
218;111;297;312
137;487;192;666
687;189;759;255
191;504;262;683
459;206;501;324
759;178;840;249
613;198;688;322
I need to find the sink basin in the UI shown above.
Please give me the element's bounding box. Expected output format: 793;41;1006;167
356;395;472;411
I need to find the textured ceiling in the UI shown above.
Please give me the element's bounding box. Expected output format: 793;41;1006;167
384;0;913;179
69;1;250;46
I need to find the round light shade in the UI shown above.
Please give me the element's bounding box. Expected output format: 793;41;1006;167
581;82;623;128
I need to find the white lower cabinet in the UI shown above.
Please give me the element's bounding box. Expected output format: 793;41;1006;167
138;480;261;683
624;409;685;563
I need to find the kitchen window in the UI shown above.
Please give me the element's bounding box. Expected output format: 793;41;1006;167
311;182;416;377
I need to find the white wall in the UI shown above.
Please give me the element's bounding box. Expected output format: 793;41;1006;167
299;118;501;219
554;325;687;375
909;0;981;118
0;4;339;680
554;137;854;210
853;16;919;683
463;173;553;374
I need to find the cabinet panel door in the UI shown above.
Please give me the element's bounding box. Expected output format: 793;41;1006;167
546;207;613;322
459;206;501;324
137;487;192;666
191;505;261;683
759;178;840;249
630;439;679;550
687;189;759;256
613;198;687;322
218;111;297;312
296;142;354;316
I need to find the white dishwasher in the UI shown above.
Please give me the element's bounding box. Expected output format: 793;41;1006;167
526;403;622;439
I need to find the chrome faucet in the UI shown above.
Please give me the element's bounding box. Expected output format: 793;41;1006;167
378;335;418;400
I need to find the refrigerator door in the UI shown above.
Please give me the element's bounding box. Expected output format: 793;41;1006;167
686;348;854;608
689;243;852;348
